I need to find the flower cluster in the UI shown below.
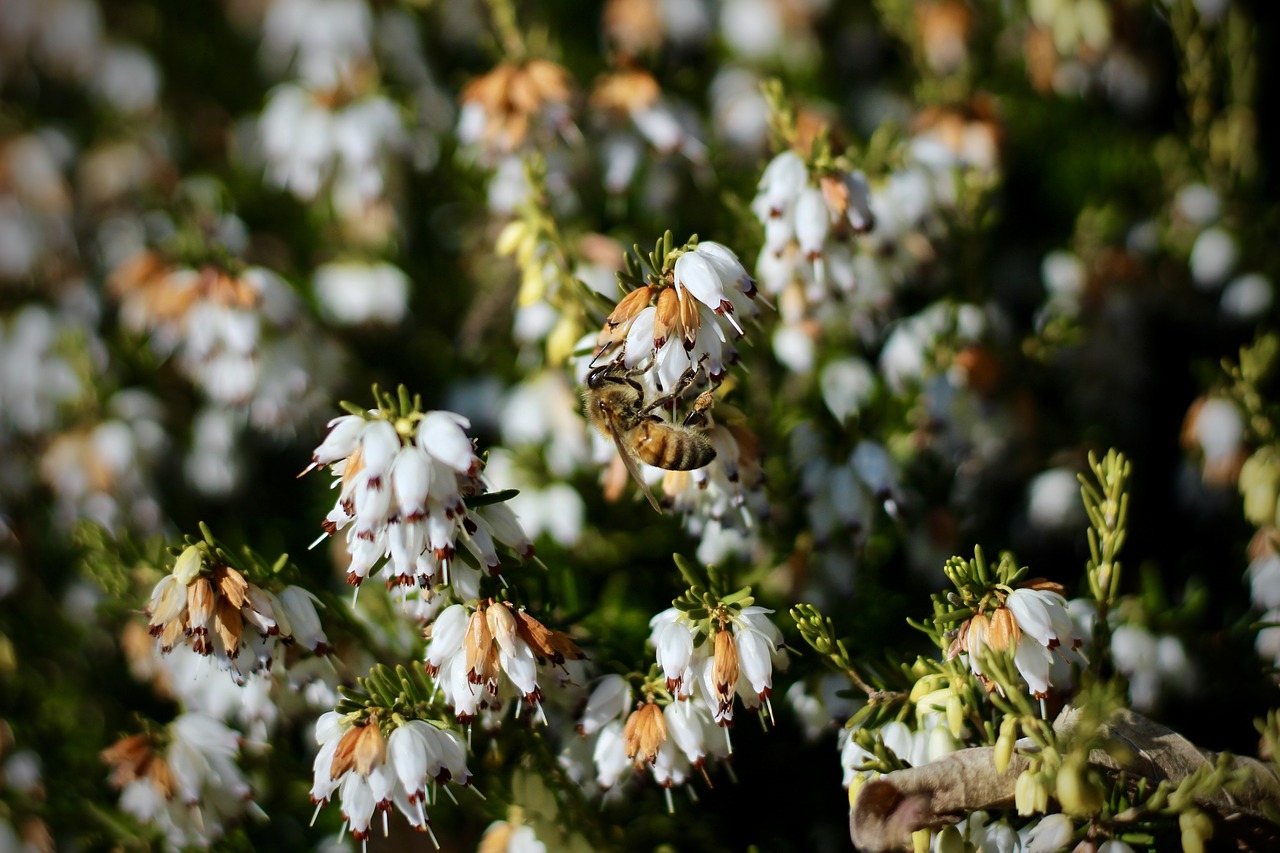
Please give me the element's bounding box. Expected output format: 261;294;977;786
753;150;875;299
37;391;167;533
102;714;259;849
840;716;962;791
254;0;416;208
570;587;786;799
307;402;533;594
0;304;90;439
588;68;706;197
594;239;759;390
947;581;1083;699
650;604;787;725
840;673;965;792
310;711;471;843
424;601;585;723
105;227;343;499
752;121;999;376
249;0;446;329
581;235;771;537
260;84;406;205
575;675;729;795
109;252;283;407
458;60;574;160
457;59;576;214
145;543;329;675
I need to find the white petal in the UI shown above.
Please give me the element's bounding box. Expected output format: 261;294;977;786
656;620;695;685
391;447;432;519
581;675;631;736
623;305;657;368
388;724;428;798
359;420;399;478
418;411;477;474
794;186;830;256
1014;633;1054;696
674;251;728;312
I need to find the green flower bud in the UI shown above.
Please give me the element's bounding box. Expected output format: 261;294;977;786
1055;757;1103;817
1240;449;1280;527
934;825;965;853
1179;810;1213;853
1014;769;1048;816
994;715;1018;773
173;545;203;586
946;693;965;739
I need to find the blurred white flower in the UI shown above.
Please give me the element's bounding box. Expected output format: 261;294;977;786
0;305;87;436
709;67;770;154
29;0;105;83
1041;250;1086;302
103;714;259;849
1248;553;1280;611
312;260;410;325
260;0;373;88
1174;183;1221;226
479;820;547;853
578;675;631;736
1026;467;1085;532
259;85;405;203
1111;623;1194;711
820;357;877;422
90;43;161;114
1220;272;1273;322
1189;226;1238;290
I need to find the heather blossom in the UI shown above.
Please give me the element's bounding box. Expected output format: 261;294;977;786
109;252;290;407
948;580;1083;699
424;601;585;723
144;543;330;674
309;711;471;845
648;604;788;726
588;68;707;195
594;239;759;390
102;713;259;849
584;235;769;533
305;402;534;593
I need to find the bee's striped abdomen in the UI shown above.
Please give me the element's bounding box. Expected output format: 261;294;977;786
635;422;716;471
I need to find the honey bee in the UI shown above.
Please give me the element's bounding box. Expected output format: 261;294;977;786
584;363;717;512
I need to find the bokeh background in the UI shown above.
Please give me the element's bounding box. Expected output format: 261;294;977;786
1;0;1279;849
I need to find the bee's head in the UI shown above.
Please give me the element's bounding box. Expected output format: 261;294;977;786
586;365;613;390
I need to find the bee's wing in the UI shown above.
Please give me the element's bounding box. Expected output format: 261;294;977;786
603;410;663;514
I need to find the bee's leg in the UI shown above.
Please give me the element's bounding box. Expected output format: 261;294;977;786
641;362;705;415
682;390;716;428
